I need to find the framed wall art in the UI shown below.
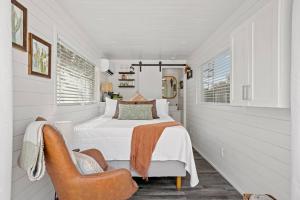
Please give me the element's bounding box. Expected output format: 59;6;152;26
11;0;27;51
28;33;52;78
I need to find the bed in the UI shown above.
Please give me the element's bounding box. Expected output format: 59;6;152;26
73;115;199;187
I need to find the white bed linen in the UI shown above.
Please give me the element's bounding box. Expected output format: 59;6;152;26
73;115;199;187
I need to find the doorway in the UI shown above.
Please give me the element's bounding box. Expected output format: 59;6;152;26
162;68;186;126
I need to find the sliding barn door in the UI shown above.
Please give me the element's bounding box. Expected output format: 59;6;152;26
138;67;162;99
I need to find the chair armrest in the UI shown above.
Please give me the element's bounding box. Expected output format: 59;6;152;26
72;148;80;152
79;169;138;200
80;149;109;171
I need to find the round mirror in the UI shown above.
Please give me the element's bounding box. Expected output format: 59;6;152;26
162;76;177;99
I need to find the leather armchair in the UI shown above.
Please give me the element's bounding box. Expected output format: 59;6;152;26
43;124;138;200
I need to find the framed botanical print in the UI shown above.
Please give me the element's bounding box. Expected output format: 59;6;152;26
28;33;52;79
11;0;27;51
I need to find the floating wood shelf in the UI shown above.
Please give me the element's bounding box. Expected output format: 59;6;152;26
118;79;135;81
119;72;135;74
118;86;135;88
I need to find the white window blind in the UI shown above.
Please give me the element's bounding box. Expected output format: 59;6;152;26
201;49;231;103
56;41;95;105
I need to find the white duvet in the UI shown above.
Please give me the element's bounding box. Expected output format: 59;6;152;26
73;115;199;187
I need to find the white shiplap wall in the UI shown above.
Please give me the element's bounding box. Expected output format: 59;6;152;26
12;0;103;199
186;0;291;200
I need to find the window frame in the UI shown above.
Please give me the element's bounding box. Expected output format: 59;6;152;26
199;49;231;105
55;39;96;106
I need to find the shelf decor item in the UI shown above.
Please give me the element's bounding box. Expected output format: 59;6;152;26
118;71;135;88
28;33;52;78
112;93;123;100
100;82;113;102
11;0;27;51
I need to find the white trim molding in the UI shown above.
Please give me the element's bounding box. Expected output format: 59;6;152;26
291;0;300;199
0;0;13;199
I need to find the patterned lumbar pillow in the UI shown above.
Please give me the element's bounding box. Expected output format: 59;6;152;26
118;104;153;120
113;100;159;119
72;152;103;175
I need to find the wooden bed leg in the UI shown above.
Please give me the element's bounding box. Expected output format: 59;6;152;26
176;176;182;191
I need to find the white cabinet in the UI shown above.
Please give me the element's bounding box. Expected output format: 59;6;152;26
250;1;278;107
231;0;291;108
231;22;252;106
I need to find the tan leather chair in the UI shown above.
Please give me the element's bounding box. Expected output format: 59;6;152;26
43;124;138;200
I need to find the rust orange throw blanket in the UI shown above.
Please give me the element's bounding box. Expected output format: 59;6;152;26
130;121;180;178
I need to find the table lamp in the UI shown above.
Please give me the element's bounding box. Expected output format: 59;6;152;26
100;82;113;101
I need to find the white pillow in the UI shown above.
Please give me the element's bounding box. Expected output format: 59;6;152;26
156;99;169;117
104;98;117;117
72;152;103;175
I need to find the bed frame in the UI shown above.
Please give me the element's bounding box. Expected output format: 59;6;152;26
108;160;186;190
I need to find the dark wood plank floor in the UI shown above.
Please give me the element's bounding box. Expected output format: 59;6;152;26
131;150;242;200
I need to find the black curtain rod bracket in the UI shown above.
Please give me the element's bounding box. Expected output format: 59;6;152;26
139;61;142;72
159;61;162;72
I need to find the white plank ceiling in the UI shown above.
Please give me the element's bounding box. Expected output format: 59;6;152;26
57;0;245;59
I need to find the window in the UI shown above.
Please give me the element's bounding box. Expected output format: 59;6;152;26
56;40;95;105
201;49;231;103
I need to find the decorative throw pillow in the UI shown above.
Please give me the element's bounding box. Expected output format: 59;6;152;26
72;152;103;175
36;116;47;121
118;104;153;120
104;98;118;117
113;100;159;119
156;99;169;117
130;92;147;101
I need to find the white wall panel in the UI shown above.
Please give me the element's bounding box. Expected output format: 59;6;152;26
291;1;300;199
11;0;104;199
0;0;13;199
186;0;291;199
